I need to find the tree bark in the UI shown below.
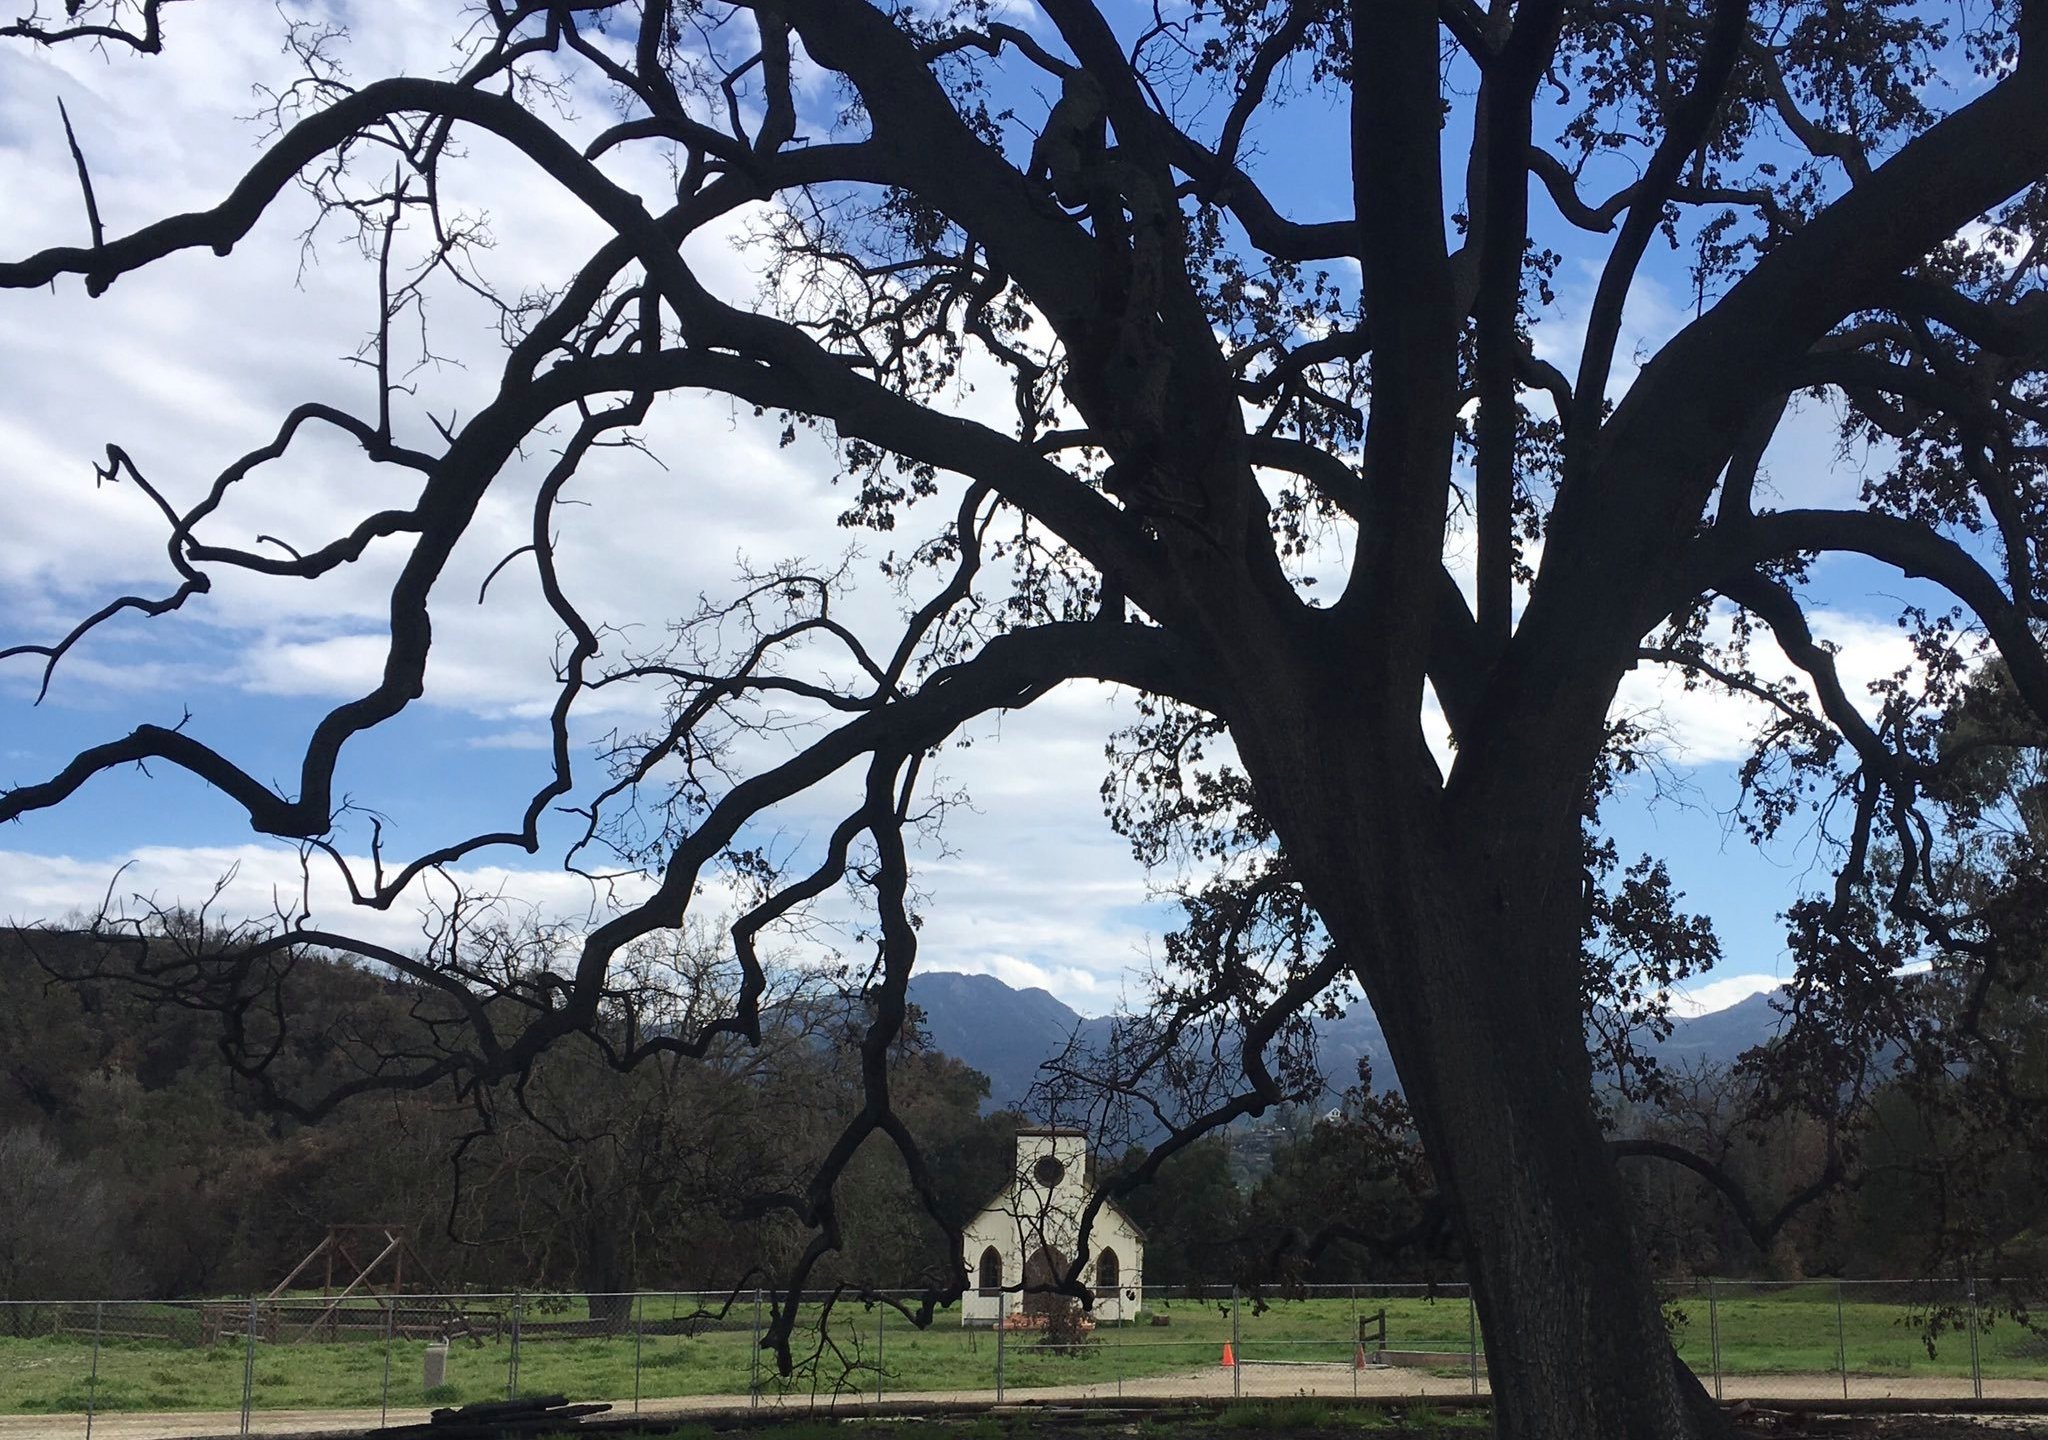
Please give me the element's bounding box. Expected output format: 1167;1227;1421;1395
1230;667;1729;1440
1373;937;1726;1440
577;1214;636;1332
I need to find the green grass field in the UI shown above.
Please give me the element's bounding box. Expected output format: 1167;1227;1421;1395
0;1286;2035;1415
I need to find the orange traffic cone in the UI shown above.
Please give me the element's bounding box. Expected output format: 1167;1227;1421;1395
1354;1341;1369;1370
1220;1340;1236;1368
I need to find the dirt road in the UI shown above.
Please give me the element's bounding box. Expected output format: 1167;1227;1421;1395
3;1365;2041;1439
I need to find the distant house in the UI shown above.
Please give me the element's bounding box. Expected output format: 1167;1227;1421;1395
960;1126;1144;1326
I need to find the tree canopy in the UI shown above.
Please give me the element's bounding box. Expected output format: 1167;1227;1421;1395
3;0;2048;1435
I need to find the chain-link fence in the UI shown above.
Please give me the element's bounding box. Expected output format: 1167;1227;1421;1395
1;1279;2043;1438
1649;1278;2000;1402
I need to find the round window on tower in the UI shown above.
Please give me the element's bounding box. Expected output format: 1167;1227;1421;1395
1033;1154;1067;1188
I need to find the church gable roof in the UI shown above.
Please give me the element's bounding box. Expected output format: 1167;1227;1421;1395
965;1185;1148;1243
966;1147;1148;1243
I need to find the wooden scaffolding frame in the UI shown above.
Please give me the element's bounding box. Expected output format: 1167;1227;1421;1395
266;1224;476;1342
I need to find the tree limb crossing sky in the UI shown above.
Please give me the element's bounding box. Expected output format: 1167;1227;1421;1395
0;0;1978;1019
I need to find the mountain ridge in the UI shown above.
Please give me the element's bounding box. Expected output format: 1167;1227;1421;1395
905;970;1786;1115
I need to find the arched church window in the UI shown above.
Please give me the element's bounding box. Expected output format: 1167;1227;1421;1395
1097;1248;1120;1291
978;1246;1003;1296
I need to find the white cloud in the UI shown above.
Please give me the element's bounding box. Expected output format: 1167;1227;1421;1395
0;4;827;714
466;729;557;750
1667;972;1784;1019
0;843;652;952
941;954;1132;1009
1610;603;1932;768
0;776;1165;1005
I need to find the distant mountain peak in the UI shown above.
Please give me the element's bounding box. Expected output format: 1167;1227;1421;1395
906;970;1782;1115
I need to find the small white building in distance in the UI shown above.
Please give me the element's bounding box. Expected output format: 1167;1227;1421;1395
960;1126;1145;1326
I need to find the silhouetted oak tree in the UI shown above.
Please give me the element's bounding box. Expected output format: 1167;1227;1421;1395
4;0;2047;1435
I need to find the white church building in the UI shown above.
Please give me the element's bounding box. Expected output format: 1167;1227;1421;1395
960;1127;1145;1326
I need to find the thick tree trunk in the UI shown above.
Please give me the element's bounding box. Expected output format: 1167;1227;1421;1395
577;1216;636;1332
1333;869;1723;1439
1381;948;1724;1440
1229;673;1728;1440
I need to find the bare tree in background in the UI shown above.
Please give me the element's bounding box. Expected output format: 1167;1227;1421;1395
4;0;2048;1433
0;1128;118;1304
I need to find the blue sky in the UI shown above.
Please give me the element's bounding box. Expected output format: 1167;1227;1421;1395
0;1;1984;1018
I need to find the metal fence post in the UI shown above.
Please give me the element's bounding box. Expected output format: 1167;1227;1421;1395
85;1300;103;1440
1967;1276;1983;1401
1349;1284;1359;1400
876;1302;885;1404
633;1294;644;1415
1469;1285;1480;1397
1707;1278;1722;1401
379;1299;395;1426
751;1288;763;1409
995;1305;1006;1403
1230;1284;1242;1399
506;1293;522;1401
240;1297;259;1438
1835;1279;1849;1400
